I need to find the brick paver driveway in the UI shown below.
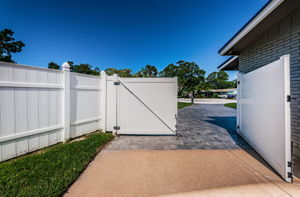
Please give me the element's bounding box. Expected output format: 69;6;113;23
106;104;251;150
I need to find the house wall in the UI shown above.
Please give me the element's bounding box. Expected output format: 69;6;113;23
239;5;300;156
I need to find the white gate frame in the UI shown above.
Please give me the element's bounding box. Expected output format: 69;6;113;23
237;55;292;182
104;74;177;135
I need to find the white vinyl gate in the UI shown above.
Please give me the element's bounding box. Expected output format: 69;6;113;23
237;55;292;182
105;74;177;135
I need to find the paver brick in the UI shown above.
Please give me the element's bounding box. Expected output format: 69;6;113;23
105;104;252;151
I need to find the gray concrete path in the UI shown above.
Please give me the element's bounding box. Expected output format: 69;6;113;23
65;150;300;197
106;104;251;150
178;98;237;104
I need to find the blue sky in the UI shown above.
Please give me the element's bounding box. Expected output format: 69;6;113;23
1;0;268;80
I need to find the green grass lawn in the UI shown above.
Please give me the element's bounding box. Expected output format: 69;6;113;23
178;102;193;109
0;132;114;197
224;103;237;109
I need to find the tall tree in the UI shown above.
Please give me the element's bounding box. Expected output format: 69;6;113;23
105;68;119;76
118;69;132;77
0;29;25;63
48;62;60;70
160;61;206;101
67;61;100;76
206;71;235;89
176;61;205;102
159;63;177;77
105;68;133;77
137;65;158;77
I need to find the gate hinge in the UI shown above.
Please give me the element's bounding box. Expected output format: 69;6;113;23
114;81;120;85
237;125;240;129
288;172;293;178
288;161;294;167
237;81;240;84
113;126;120;130
287;95;291;102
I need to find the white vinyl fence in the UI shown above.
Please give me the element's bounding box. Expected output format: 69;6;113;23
0;62;102;162
0;61;177;162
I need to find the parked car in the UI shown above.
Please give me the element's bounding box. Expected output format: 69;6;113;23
227;94;236;99
218;94;228;99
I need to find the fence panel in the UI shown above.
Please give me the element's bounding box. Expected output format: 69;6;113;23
0;62;63;161
0;62;103;162
70;73;101;138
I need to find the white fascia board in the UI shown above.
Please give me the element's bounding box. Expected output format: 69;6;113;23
218;56;238;71
220;0;284;55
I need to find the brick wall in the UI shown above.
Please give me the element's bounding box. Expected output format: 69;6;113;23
239;6;300;156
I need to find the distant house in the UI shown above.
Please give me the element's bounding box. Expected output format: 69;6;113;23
200;88;237;99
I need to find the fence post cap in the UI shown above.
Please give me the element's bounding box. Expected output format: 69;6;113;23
100;70;107;76
62;62;70;71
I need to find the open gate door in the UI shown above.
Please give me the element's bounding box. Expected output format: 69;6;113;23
106;75;177;135
237;55;292;182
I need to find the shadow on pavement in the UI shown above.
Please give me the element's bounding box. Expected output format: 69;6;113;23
206;116;281;178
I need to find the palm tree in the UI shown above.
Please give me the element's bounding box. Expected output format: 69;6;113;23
137;65;158;77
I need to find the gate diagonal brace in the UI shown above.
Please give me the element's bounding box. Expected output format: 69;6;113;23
117;80;176;135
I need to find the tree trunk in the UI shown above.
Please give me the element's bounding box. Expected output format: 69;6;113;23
191;92;194;104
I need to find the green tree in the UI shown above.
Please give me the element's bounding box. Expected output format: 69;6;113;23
160;61;206;101
105;68;133;77
68;61;100;76
136;65;158;77
159;63;177;77
48;62;60;70
176;61;205;101
206;72;219;89
118;69;132;77
217;70;229;81
105;68;119;76
206;71;236;89
0;29;25;63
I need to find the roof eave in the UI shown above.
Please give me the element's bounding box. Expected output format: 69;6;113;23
218;56;239;71
219;0;284;56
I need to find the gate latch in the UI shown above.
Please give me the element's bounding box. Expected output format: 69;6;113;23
287;95;291;102
114;126;120;130
114;81;120;85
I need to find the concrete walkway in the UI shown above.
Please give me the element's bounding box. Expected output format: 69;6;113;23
106;104;250;150
65;150;300;197
65;104;300;196
178;98;237;104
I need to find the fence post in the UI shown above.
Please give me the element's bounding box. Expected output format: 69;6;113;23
100;71;107;132
237;73;241;134
174;77;178;116
62;62;71;141
113;74;119;134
